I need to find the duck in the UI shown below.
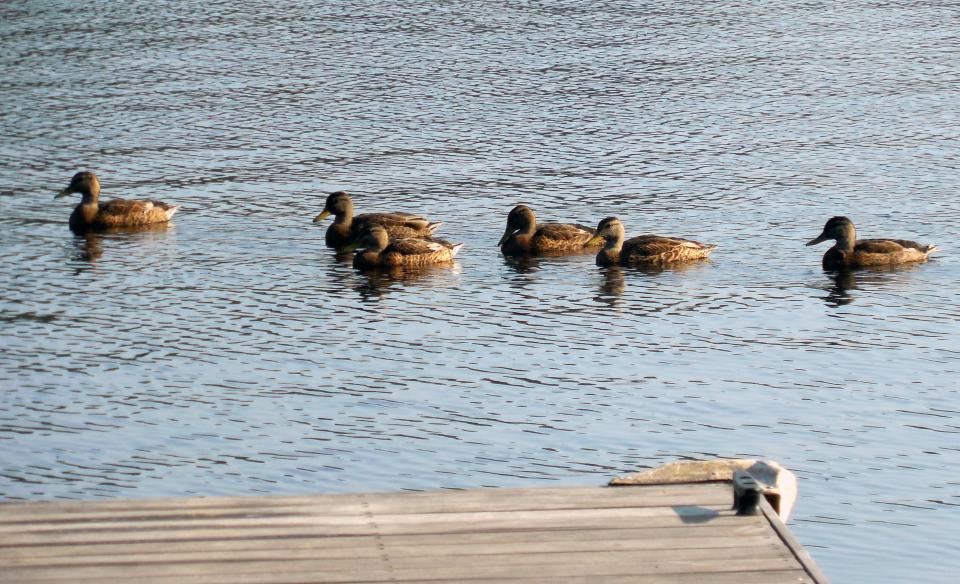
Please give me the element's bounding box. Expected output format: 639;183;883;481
55;172;179;232
313;191;442;249
347;225;463;268
806;216;937;269
498;204;600;255
586;217;717;266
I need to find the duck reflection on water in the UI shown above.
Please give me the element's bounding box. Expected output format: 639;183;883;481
599;266;626;296
72;233;104;264
502;254;542;275
593;260;714;308
821;264;926;308
593;266;626;307
823;270;857;307
69;222;174;271
354;263;463;301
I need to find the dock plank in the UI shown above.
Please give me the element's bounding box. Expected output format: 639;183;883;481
0;483;827;583
0;484;730;521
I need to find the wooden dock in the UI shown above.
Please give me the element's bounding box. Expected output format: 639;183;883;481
0;481;828;583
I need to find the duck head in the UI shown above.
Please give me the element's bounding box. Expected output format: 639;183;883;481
807;216;856;247
498;204;537;246
55;171;100;202
585;216;625;249
345;224;390;253
313;191;354;222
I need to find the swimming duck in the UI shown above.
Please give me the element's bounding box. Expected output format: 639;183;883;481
55;172;179;232
347;225;463;268
586;217;717;266
806;216;937;269
313;191;441;249
498;204;600;255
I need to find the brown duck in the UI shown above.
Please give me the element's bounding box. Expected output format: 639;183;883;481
586;217;717;266
806;216;937;269
498;204;600;255
55;172;179;232
347;225;463;268
313;191;441;249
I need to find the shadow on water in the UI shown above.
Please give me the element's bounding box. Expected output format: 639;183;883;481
316;251;361;296
502;255;544;278
353;262;461;301
501;246;602;275
630;260;712;277
68;223;175;273
72;234;104;264
593;261;713;307
595;266;625;307
823;270;857;307
820;264;928;307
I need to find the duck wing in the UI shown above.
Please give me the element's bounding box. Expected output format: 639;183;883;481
389;237;451;256
97;199;179;225
623;235;716;262
383;237;462;265
531;223;597;250
355;212;433;231
537;222;594;239
856;238;935;253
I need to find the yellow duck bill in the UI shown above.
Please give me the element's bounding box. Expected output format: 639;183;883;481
585;234;604;246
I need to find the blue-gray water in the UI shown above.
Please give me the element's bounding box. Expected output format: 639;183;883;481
2;2;959;582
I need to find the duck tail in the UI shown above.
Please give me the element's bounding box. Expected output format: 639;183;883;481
450;243;464;258
427;221;443;234
165;206;181;220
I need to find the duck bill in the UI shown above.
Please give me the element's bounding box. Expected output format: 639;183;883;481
806;233;828;246
54;188;73;200
313;210;331;223
341;240;362;252
585;234;604;246
497;228;517;247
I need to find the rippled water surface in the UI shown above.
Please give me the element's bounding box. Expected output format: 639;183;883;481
2;2;960;582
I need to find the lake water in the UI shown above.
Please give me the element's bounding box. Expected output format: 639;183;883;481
2;1;959;582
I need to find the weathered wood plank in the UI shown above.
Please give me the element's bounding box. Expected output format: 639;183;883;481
408;572;815;584
0;502;733;537
0;523;770;559
0;484;731;521
3;571;816;584
411;574;814;584
4;534;784;567
5;485;721;512
0;526;778;565
1;550;803;582
0;507;747;547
